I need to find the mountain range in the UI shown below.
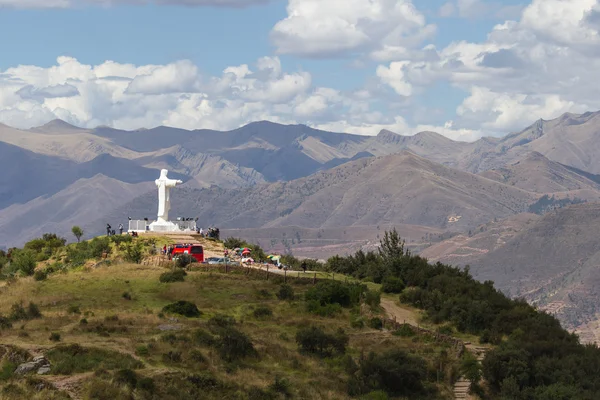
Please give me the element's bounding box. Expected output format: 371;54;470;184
2;109;600;339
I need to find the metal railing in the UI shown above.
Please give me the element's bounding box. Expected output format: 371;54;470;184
128;220;197;232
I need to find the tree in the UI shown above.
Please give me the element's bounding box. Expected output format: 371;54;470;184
72;226;83;243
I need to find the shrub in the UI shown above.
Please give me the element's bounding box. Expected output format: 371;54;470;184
33;270;48;281
49;332;61;342
46;344;143;374
122;292;132;300
135;345;149;356
159;269;187;283
269;375;291;397
110;235;132;245
124;242;143;264
277;284;295;300
162;351;182;363
67;305;81;315
162;301;202;318
296;326;348;357
80;318;88;325
224;237;247;249
11;250;37;276
113;369;138;388
348;350;428;397
393;324;415;337
364;290;381;309
0;315;11;330
255;289;272;299
217;326;257;362
252;306;273;319
188;349;207;364
137;377;155;392
305;281;366;308
208;314;236;330
381;276;405;294
175;254;195;269
437;325;454;335
194;329;217;346
306;300;342;317
368;317;383;330
27;302;42;319
10;302;42;321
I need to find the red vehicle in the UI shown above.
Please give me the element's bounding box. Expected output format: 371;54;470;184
171;244;204;263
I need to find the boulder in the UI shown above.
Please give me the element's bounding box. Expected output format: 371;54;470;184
15;362;40;375
37;366;51;375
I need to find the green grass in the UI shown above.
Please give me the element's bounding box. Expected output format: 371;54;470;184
0;263;459;399
46;344;143;374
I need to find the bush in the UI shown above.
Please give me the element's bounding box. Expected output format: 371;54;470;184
122;292;132;300
277;284;295;300
49;332;61;342
159;269;187;283
0;315;12;330
217;326;257;362
252;306;273;319
393;324;415;337
110;235;132;245
175;254;196;269
162;301;202;318
368;317;383;330
33;270;48;281
113;369;138;388
348;350;428;397
10;302;42;321
296;326;348;357
306;300;342;317
137;377;155;392
194;329;217;347
124;242;143;264
46;344;143;374
381;276;405;294
224;237;247;249
11;250;37;276
67;305;81;315
80;318;88;325
305;281;366;308
364;290;381;309
208;314;236;330
269;375;291;397
135;345;149;356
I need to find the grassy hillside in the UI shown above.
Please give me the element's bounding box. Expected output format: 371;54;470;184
0;235;460;400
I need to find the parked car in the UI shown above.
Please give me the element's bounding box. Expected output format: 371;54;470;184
202;257;231;265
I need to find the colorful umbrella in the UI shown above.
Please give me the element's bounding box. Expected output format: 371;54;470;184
242;249;251;255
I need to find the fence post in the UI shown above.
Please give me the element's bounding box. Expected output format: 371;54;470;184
313;273;317;284
266;265;269;280
284;269;287;283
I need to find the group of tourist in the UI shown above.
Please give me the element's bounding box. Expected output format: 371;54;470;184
196;227;220;240
105;223;124;236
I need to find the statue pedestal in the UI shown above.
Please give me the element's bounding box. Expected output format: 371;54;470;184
148;219;181;233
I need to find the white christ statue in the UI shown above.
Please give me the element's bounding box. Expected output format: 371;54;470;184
155;169;183;224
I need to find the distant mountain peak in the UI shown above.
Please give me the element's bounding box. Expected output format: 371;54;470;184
33;119;82;132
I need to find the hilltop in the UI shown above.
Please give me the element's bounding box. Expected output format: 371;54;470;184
2;230;600;399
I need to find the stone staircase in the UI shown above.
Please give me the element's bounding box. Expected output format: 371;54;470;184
453;345;488;399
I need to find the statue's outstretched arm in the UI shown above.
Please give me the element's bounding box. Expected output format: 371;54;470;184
165;178;183;187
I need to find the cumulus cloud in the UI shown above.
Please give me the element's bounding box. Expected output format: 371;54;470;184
0;56;392;134
270;0;436;60
438;0;524;19
377;0;600;135
0;0;269;8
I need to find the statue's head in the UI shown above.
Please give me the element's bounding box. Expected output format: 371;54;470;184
160;169;169;178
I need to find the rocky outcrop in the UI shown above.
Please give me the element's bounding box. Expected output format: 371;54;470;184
14;355;51;375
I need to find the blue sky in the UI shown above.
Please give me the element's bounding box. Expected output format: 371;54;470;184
0;0;597;141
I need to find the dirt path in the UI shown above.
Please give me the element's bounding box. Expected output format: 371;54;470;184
44;372;94;400
380;298;420;326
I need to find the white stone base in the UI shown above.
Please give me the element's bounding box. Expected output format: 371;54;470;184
148;220;181;233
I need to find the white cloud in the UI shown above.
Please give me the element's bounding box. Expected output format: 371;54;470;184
437;0;525;19
0;56;392;135
270;0;436;60
377;0;600;136
0;0;269;8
